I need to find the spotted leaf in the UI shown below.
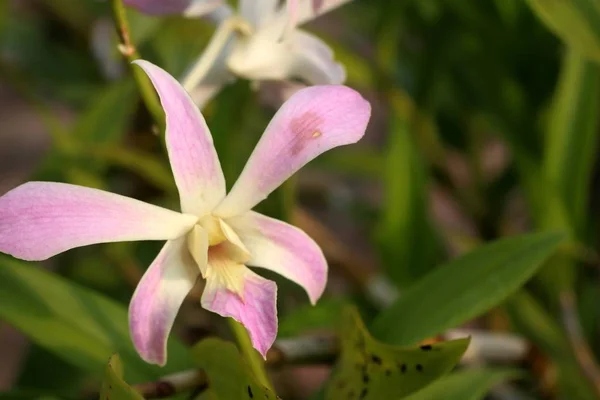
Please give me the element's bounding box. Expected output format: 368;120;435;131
192;338;279;399
100;354;144;400
325;307;469;400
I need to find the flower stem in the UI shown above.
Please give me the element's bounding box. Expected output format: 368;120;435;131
228;319;275;391
181;16;248;93
110;0;165;129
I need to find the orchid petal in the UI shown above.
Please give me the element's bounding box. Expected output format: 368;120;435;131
227;30;344;85
227;38;290;82
0;182;196;261
203;3;234;24
288;30;346;84
201;266;277;358
214;85;370;217
228;211;327;304
124;0;222;16
239;0;279;28
129;237;200;366
296;0;352;25
184;0;225;17
134;60;225;216
182;24;237;109
187;225;209;277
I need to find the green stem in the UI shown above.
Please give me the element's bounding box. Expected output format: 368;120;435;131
110;0;165;129
181;16;242;92
228;319;274;391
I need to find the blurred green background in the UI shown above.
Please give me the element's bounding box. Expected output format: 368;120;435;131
2;0;600;399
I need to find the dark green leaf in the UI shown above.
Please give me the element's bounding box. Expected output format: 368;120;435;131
0;258;192;382
278;298;349;338
325;308;469;400
543;48;600;235
192;338;278;400
403;369;520;400
100;354;144;400
377;93;441;285
73;80;137;146
372;232;565;345
525;0;600;62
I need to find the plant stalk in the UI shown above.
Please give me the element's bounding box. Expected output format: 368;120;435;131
110;0;165;129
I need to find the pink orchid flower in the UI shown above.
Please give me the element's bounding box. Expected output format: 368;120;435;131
0;60;370;365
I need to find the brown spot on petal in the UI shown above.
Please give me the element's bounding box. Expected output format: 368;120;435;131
289;111;325;156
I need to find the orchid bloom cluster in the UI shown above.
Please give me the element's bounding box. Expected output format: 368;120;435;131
124;0;351;107
0;60;370;364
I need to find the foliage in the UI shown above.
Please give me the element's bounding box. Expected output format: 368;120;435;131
325;308;469;399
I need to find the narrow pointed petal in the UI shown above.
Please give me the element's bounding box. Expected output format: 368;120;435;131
214;85;370;217
184;0;225;17
296;0;352;25
129;237;200;365
228;211;327;304
134;60;225;216
182;20;237;107
239;0;279;27
124;0;222;16
187;225;209;277
0;182;196;261
201;267;277;357
289;31;346;84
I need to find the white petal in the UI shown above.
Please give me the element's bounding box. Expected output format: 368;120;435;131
129;237;199;365
214;85;370;217
238;0;280;27
288;30;346;84
0;182;196;261
135;60;226;216
228;211;327;304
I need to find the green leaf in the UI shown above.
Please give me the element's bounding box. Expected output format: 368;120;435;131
377;92;441;285
403;369;520;400
525;0;600;62
0;391;65;400
100;354;144;400
325;308;469;400
372;232;565;345
191;338;278;400
278;298;349;338
0;258;192;382
543;48;600;235
87;146;177;193
72;80;137;146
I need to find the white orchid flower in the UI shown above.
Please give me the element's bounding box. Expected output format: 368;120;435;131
124;0;352;108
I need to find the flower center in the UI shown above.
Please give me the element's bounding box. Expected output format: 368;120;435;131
198;215;228;246
186;215;251;294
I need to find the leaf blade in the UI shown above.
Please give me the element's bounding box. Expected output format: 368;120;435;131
372;232;565;345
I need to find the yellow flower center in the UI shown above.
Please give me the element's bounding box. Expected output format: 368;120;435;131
186;214;251;296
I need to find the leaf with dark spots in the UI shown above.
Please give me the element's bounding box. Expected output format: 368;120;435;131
192;338;278;400
325;307;469;400
99;354;143;400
